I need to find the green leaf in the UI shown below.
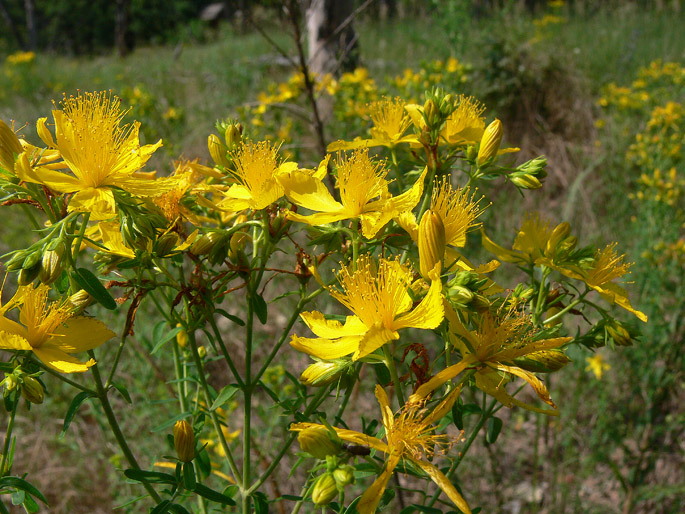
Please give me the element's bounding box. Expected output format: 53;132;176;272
23;493;40;513
151;412;192;433
412;505;443;514
0;477;48;504
123;469;177;485
111;381;132;404
60;391;95;437
209;385;239;411
452;400;464;430
192;483;236;506
485;416;503;444
0;499;9;514
183;462;196;491
71;267;117;310
253;492;269;514
168;504;191;514
213;309;245;326
373;363;392;386
150;500;172;514
280;495;303;501
251;294;268;324
151;327;182;355
462;403;482;415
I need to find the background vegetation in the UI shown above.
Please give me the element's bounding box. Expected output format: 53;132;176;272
0;0;683;512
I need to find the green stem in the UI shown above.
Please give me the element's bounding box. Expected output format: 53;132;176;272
383;345;405;406
89;353;162;503
247;385;332;496
39;363;95;394
242;290;255;513
0;396;17;475
542;294;587;326
207;315;245;389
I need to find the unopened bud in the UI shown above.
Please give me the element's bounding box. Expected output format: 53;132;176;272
18;264;40;285
4;374;18;392
176;324;188;348
477;119;503;166
606;321;632;346
448;285;474;304
173;420;195;462
423;99;438;126
471;293;490;312
197;346;207;358
39;242;66;284
514;350;571;373
312;473;338;506
21;376;44;404
190;232;224;256
297;427;339;459
208;134;230;168
418;210;446;279
333;466;355;487
546;222;571;255
510;173;542;189
68;289;94;313
300;360;349;387
224;124;242;150
5;250;30;271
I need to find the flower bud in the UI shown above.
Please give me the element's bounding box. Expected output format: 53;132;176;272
312;473;338;506
190;232;224;256
176;324;188;348
208;134;230;168
510;173;542;190
21;376;44;404
418;210;446;279
173;420;195;462
224;123;242;150
155;232;179;257
546;222;571;255
606;321;632;346
22;249;42;270
470;293;491;312
197;346;207;359
39;242;66;284
68;289;94;313
3;374;18;392
447;285;474;304
477;119;503;166
297;427;339;459
423;99;439;127
5;250;30;271
300;360;350;387
514;350;571;373
333;466;355;487
17;264;40;285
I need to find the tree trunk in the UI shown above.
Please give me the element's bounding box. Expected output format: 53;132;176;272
0;0;26;50
115;0;132;57
24;0;36;50
305;0;359;77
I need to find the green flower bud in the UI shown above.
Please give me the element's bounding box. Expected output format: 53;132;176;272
510;173;542;190
39;241;66;284
297;427;339;459
606;321;632;346
155;232;179;257
448;285;474;304
190;232;225;256
22;250;42;270
5;250;30;271
68;289;94;313
300;359;351;387
18;264;40;285
173;420;195;463
208;133;231;168
514;350;571;373
21;376;44;404
333;466;355;487
312;473;338;506
4;374;18;392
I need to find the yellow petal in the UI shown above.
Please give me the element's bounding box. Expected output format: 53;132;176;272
357;453;401;514
32;346;96;373
326;138;386;152
290;422;388;453
412;458;472;514
475;371;558;416
495;364;557;408
353;323;399;360
15;160;81;193
0;331;32;351
111;174;180;197
410;358;473;402
594;282;648;322
422;385;462;425
393;276;444;331
300;312;367;338
374;384;394;432
289;334;362;360
481;228;524;263
49;317;116;353
278;169;343;213
69;187;117;220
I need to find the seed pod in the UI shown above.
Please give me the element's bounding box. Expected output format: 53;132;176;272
297;427;339;459
173;420;195;463
477;119;503;166
21;376;44;404
311;473;338;506
418;210;446;279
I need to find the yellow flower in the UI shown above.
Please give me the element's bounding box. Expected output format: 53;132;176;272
217;140;297;212
585;353;610;379
279;150;426;238
0;119;24;174
291;385;471;514
16;91;176;220
397;177;489;272
327;97;419;151
563;244;647;322
0;284;115;373
411;305;571;415
290;254;443;361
